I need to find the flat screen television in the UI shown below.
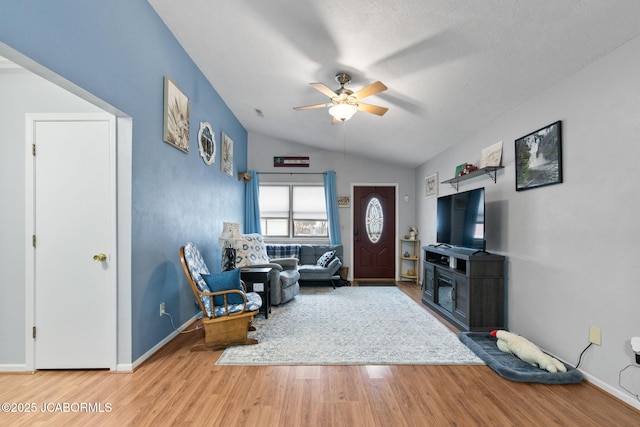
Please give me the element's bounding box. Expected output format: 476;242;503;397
436;187;485;250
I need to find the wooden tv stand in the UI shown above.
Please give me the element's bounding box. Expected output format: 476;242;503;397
422;245;505;332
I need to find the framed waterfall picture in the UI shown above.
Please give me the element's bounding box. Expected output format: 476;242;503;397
163;77;190;152
515;121;562;191
221;132;234;176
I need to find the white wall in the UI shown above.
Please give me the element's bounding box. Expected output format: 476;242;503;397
248;133;416;279
0;69;102;366
416;36;640;407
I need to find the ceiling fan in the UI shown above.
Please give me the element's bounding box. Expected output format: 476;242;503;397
293;73;388;123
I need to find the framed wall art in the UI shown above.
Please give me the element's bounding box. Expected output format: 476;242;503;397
163;77;190;152
425;173;438;198
221;132;234;176
479;141;503;168
515;121;562;191
197;122;215;165
338;196;350;208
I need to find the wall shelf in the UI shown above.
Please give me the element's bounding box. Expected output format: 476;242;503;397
442;166;504;191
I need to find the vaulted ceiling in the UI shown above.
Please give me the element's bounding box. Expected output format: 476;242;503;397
149;0;640;167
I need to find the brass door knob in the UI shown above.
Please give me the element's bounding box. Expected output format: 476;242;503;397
93;253;107;262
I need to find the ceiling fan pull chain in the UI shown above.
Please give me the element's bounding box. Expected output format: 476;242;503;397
343;122;347;158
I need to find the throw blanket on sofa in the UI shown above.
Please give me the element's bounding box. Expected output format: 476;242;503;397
266;244;301;260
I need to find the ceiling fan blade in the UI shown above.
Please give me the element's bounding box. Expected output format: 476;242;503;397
310;82;338;98
354;81;387;100
357;103;389;116
293;103;329;111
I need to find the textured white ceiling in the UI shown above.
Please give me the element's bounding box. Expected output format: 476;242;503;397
149;0;640;167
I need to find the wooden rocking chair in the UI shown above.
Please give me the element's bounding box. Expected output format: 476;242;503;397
180;243;262;351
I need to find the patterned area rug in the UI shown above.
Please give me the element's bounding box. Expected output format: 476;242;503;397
216;286;484;366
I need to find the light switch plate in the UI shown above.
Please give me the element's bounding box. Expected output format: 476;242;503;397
253;282;264;292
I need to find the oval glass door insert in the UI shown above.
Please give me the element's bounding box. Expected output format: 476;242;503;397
365;197;383;243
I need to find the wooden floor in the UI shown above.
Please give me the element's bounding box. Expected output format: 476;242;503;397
1;282;639;426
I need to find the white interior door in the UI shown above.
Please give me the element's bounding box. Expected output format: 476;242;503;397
29;114;116;369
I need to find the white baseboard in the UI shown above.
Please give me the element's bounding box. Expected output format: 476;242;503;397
1;313;201;373
0;364;30;372
130;312;201;371
545;347;640;411
116;362;134;372
580;370;640;411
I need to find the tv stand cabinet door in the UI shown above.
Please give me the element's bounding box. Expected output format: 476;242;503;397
452;273;469;326
422;262;435;302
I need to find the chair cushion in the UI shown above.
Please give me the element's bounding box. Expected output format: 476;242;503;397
213;291;263;317
316;250;336;267
298;258;342;280
182;242;213;316
201;269;244;305
235;234;270;267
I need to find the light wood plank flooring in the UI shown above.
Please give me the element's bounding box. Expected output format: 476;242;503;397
1;282;638;426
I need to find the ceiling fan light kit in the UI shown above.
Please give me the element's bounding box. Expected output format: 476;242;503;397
294;72;388;123
329;103;358;122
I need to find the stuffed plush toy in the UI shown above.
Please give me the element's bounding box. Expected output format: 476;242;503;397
491;330;567;373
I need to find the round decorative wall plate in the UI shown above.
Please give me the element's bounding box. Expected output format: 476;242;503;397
197;122;215;165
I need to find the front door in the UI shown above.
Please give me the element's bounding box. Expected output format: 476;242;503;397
29;114;116;369
353;186;396;279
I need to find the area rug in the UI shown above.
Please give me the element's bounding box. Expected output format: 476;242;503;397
216;286;484;366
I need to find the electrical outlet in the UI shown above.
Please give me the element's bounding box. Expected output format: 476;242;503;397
589;326;601;345
160;303;165;316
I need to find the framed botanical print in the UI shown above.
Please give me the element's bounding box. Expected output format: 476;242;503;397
163;77;190;152
425;173;438;198
221;132;234;176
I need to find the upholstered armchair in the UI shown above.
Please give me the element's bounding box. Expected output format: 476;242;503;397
235;234;300;306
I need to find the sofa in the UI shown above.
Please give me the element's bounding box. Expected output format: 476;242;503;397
267;244;343;286
235;235;345;306
298;244;343;285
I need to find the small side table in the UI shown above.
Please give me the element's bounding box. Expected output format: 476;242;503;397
240;267;272;319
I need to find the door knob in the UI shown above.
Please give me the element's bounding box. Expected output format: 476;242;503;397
93;253;107;262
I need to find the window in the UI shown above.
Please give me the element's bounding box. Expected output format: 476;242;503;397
259;184;328;238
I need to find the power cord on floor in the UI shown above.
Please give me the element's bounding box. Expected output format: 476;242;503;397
575;342;593;369
618;365;640;402
162;310;203;334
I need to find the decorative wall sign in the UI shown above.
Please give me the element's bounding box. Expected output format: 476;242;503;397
221;132;234;176
425;173;438;198
163;77;189;152
197;122;215;165
338;196;350;208
515;121;562;191
274;156;310;167
480;141;503;168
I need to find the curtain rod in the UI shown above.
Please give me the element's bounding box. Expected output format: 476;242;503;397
257;171;326;175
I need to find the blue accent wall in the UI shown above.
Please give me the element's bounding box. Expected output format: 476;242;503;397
0;1;247;360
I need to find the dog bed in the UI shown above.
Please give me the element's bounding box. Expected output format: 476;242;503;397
458;332;583;384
